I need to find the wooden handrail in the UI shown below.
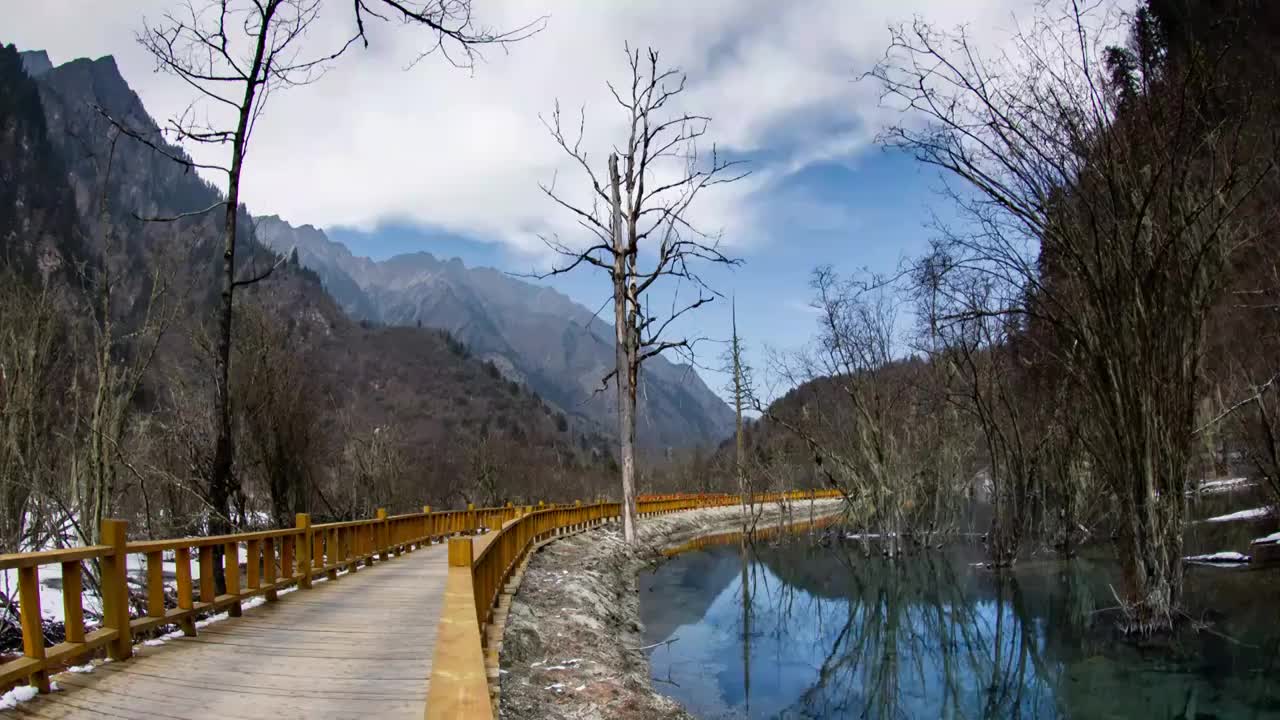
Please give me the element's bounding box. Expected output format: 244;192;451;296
0;546;113;571
426;488;842;720
0;489;839;707
0;499;551;695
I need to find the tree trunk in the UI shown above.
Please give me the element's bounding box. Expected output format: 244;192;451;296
609;153;638;543
1115;463;1184;632
209;122;247;592
209;21;269;588
732;303;745;524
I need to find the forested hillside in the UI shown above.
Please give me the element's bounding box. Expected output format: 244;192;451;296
0;44;613;555
253;215;735;448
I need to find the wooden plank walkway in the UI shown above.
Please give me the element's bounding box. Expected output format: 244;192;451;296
5;543;449;719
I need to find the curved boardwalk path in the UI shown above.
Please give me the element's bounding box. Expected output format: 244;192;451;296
6;543;448;719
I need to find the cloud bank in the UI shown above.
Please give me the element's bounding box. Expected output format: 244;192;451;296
9;0;1049;261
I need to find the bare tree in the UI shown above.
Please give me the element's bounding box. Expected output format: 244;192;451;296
133;0;346;552
0;274;68;554
762;268;936;557
870;4;1275;630
67;127;180;551
132;0;542;548
914;253;1048;565
231;302;320;528
536;45;747;542
722;298;754;520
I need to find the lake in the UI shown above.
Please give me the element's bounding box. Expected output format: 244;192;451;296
639;533;1280;719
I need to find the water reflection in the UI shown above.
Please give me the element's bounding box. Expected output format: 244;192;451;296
639;537;1280;719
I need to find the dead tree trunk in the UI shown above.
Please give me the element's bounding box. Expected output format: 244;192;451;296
536;46;745;543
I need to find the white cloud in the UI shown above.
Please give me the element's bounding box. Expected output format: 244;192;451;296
7;0;1057;261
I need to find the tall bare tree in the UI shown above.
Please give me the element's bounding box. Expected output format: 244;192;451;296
73;128;178;549
132;0;542;548
536;46;747;542
722;298;754;518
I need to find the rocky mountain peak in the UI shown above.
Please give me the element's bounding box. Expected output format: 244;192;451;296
254;216;735;448
19;50;52;77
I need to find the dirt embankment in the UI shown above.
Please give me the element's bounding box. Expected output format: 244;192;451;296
498;500;844;719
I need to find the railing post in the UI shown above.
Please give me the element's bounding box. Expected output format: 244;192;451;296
18;565;49;692
296;513;312;589
377;508;390;560
423;505;432;543
100;519;132;661
448;536;473;567
263;538;278;601
225;540;242;617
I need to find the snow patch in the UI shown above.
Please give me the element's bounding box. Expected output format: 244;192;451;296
1188;477;1254;494
1251;530;1280;546
1184;551;1251;564
1202;507;1273;523
0;685;40;710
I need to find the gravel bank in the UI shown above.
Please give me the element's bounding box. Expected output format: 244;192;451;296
498;499;844;719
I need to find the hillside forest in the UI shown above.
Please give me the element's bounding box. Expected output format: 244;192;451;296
1;0;1278;639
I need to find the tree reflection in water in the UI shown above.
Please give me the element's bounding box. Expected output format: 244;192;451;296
639;536;1280;719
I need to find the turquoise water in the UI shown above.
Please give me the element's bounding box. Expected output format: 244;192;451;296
638;536;1280;719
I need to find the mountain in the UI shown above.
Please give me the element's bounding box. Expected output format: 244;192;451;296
254;216;736;448
2;45;611;511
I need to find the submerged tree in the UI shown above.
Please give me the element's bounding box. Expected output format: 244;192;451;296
763;269;953;555
871;3;1276;630
537;45;747;543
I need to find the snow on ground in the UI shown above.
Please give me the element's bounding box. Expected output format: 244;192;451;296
1184;551;1251;564
5;530;433;632
1203;507;1273;523
1251;530;1280;546
1;543;255;624
0;685;39;710
1187;477;1256;494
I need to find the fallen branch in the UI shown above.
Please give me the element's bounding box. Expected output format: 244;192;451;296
626;636;677;652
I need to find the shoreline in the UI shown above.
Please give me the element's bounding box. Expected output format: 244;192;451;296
497;499;844;719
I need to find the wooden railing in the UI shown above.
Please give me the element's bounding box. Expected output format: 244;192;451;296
425;488;843;719
0;501;530;694
0;489;841;713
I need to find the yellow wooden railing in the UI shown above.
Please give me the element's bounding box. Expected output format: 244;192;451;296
0;489;841;713
425;489;843;719
0;502;527;693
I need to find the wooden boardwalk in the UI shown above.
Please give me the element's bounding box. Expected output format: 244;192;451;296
6;543;449;719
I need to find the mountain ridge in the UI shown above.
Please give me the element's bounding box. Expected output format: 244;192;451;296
254;215;735;448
